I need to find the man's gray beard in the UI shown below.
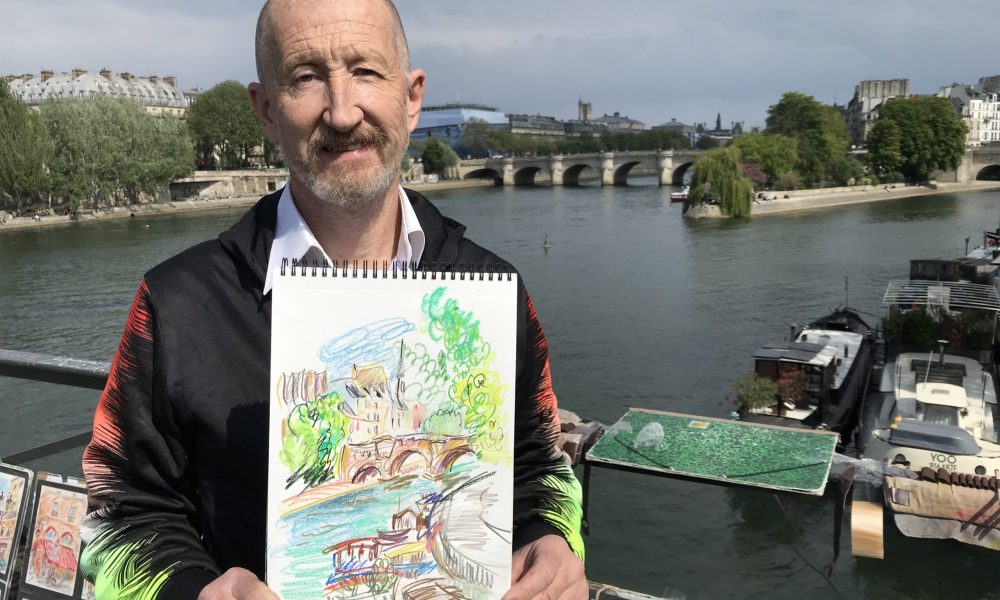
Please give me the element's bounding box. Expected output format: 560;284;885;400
285;149;401;221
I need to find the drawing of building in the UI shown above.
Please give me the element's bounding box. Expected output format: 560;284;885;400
344;364;416;444
26;487;85;594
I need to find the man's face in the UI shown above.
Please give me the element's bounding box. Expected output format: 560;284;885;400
250;0;424;214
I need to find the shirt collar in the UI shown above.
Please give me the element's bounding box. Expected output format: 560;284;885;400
263;183;425;294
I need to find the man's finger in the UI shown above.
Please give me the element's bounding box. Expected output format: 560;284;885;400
557;576;590;600
503;559;557;600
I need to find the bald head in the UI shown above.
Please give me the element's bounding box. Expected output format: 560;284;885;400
255;0;410;86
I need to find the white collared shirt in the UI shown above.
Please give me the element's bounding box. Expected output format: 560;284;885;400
262;183;425;294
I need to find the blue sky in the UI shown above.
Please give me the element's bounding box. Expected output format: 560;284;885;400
4;0;997;128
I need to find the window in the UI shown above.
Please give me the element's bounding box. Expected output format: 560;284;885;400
50;499;61;518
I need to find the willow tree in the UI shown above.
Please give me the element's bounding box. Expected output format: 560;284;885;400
688;146;754;217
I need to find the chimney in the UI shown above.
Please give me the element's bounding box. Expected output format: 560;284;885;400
71;68;85;79
120;72;133;81
100;68;112;81
41;69;54;82
149;74;159;84
164;75;177;88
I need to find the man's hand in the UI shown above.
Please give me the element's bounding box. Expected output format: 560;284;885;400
198;568;279;600
503;534;586;600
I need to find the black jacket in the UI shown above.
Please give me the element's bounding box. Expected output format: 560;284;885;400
81;189;584;599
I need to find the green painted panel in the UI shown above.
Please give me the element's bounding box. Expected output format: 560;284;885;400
586;409;838;495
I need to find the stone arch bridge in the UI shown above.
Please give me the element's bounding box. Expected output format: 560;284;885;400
457;150;702;186
954;147;1000;182
340;435;474;483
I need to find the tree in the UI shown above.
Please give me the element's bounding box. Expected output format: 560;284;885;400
732;133;798;186
688;146;754;217
457;118;496;157
765;92;849;186
186;80;264;169
0;80;51;213
420;137;457;175
870;97;967;181
695;135;720;150
732;373;779;414
39;97;194;209
866;119;903;178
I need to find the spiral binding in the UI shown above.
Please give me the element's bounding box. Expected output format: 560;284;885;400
279;258;514;281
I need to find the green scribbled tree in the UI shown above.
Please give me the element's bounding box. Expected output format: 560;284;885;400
280;391;350;488
415;287;508;462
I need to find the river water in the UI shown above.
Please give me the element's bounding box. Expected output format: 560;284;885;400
2;178;1000;599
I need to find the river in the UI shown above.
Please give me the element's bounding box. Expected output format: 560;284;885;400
2;178;1000;599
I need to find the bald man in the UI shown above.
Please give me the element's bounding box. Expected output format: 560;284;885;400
80;1;586;599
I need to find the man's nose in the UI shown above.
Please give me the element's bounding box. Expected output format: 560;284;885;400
323;78;363;132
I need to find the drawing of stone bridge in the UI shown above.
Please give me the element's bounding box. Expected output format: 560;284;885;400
339;434;475;483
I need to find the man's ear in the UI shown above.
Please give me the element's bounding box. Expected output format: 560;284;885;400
248;83;280;141
405;69;426;133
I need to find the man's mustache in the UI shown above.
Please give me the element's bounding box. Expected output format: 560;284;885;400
309;126;388;155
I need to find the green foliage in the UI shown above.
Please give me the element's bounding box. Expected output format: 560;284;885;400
882;306;996;350
688;147;754;217
732;133;798;186
732;373;779;413
457;118;496;156
869;97;967;181
279;391;350;488
418;287;508;461
0;80;52;212
420;137;458;175
829;156;867;186
695;135;720;150
39;97;193;208
765;92;849;186
185;80;263;169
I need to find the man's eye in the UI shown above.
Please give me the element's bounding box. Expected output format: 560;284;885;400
295;73;318;84
356;68;381;78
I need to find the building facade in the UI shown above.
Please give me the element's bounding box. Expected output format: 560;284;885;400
592;112;645;132
847;79;911;145
938;83;1000;146
5;69;191;116
411;103;508;148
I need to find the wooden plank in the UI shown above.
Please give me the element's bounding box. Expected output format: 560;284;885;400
585;408;839;496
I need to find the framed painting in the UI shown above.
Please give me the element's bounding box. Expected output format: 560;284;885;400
17;476;87;600
0;464;33;600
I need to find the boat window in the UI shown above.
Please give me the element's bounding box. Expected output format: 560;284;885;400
919;402;959;426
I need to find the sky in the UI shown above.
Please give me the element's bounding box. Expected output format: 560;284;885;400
4;0;998;129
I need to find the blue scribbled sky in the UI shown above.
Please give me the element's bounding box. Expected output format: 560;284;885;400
3;0;997;128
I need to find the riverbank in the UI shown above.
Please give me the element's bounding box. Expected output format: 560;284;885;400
683;181;1000;218
0;178;496;233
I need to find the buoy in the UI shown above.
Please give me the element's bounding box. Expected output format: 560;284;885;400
542;234;552;249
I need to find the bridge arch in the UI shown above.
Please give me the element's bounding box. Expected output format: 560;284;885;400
672;162;695;186
514;167;544;186
389;449;430;477
612;162;644;186
435;447;476;473
463;168;502;184
351;464;382;483
562;164;598;186
977;165;1000;181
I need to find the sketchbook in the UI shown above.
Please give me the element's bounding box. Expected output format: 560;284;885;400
267;261;517;600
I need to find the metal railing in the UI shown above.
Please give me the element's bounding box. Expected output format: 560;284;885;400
0;347;670;600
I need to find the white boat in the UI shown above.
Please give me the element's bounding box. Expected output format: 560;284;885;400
670;186;689;202
866;347;1000;475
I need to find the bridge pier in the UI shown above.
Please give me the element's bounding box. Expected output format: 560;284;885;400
601;152;615;186
657;151;674;187
550;155;565;186
502;158;516;187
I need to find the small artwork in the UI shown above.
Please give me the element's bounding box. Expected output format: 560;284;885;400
18;477;87;600
268;271;518;599
0;464;32;600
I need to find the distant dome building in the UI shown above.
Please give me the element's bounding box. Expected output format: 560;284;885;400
5;69;192;117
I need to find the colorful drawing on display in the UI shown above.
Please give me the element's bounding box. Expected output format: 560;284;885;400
0;464;32;600
18;477;87;600
268;269;517;599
